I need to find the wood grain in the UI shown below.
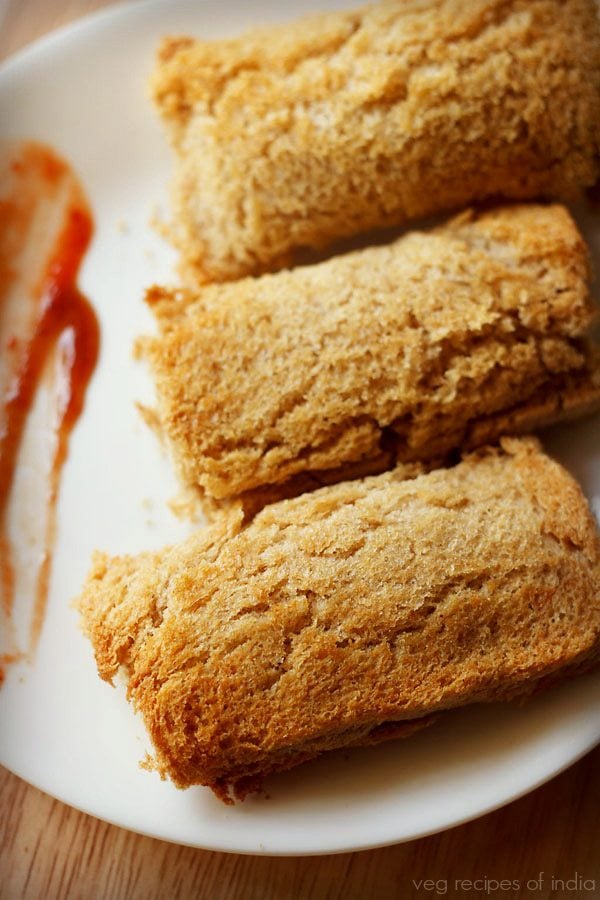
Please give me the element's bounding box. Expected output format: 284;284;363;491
2;748;600;899
0;0;112;60
1;2;600;898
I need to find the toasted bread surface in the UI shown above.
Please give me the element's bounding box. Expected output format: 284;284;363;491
77;439;600;801
142;205;600;504
151;0;600;280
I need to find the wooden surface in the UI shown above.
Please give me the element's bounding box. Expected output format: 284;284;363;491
1;2;599;898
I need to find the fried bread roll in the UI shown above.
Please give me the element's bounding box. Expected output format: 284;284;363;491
152;0;600;281
141;205;600;509
77;439;600;802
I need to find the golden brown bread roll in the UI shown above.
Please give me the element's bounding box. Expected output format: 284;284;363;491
141;204;600;512
76;439;600;802
151;0;600;281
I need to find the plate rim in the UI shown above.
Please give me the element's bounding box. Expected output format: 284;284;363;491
1;0;599;856
2;722;598;856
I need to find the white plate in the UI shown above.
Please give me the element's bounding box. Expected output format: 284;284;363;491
1;0;599;857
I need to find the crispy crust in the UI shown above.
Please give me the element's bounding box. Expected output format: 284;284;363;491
76;439;600;801
141;204;600;507
151;0;600;280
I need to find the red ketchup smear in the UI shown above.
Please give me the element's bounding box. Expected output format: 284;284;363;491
0;143;99;684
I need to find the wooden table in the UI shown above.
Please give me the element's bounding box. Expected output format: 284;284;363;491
1;3;599;897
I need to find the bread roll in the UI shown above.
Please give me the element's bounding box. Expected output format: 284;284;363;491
142;204;600;508
77;439;600;802
152;0;600;281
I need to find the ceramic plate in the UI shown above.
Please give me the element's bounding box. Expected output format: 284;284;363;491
0;0;599;855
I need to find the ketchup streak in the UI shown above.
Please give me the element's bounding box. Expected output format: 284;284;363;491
0;148;99;679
